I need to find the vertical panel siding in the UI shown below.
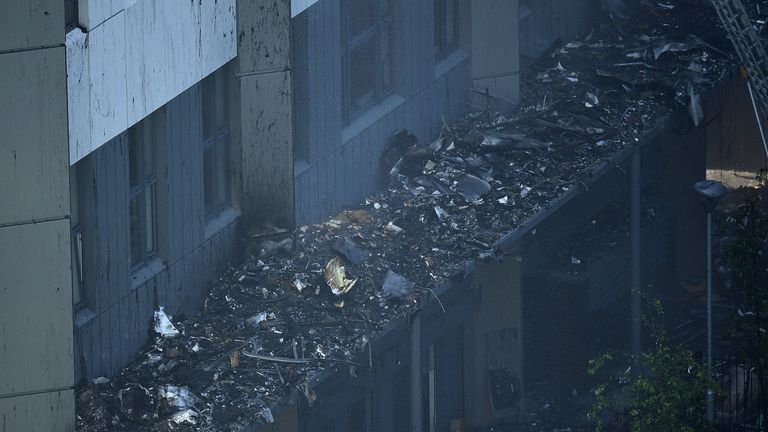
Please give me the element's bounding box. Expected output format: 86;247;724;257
295;50;471;226
293;0;477;225
168;97;183;264
74;83;242;381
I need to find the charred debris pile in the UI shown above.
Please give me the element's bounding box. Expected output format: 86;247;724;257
77;3;732;431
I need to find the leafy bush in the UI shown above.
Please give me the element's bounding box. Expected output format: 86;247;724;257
587;299;714;432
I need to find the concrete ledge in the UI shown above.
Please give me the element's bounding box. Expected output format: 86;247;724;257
205;207;241;241
435;50;470;79
342;94;405;144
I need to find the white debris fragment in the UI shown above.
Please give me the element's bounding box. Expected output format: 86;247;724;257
571;257;581;265
153;307;180;337
373;202;382;210
92;376;110;385
498;196;509;205
434;205;449;221
586;127;605;135
385;221;403;233
585;92;599;108
144;353;163;365
159;386;199;410
520;186;532;198
246;312;269;328
260;407;274;423
170;409;198;425
293;279;305;292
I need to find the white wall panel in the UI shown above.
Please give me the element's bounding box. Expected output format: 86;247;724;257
88;12;129;147
66;30;91;163
67;0;237;164
124;0;201;125
201;0;237;79
291;0;319;17
77;0;137;30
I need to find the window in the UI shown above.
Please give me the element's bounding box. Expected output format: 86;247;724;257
202;65;231;219
342;0;393;123
435;0;460;60
72;225;84;304
70;162;85;305
65;0;79;31
128;116;159;268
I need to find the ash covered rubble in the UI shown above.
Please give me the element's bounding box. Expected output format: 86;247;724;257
77;2;733;431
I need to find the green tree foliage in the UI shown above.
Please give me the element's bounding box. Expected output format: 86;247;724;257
587;299;714;432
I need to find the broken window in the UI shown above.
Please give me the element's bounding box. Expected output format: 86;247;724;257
202;64;231;220
128;114;160;268
434;0;459;60
342;0;393;123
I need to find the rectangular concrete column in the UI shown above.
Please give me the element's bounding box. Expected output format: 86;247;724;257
470;0;520;110
0;2;75;430
237;0;295;229
463;252;524;428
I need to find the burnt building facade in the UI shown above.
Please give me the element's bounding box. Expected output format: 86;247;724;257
6;1;754;431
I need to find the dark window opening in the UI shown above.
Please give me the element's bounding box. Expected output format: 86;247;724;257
71;224;84;305
128;116;159;268
342;0;393;123
202;65;231;219
435;0;460;60
65;0;79;31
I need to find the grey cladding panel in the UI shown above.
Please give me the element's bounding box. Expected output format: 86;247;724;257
0;0;63;51
0;220;73;395
241;71;295;227
0;390;75;432
237;0;291;74
0;47;69;226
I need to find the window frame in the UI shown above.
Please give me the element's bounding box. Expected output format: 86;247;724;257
342;0;394;124
128;119;159;270
71;224;84;305
202;65;232;220
434;0;460;61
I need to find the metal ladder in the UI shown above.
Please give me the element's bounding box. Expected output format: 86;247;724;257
710;0;768;109
710;0;768;159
